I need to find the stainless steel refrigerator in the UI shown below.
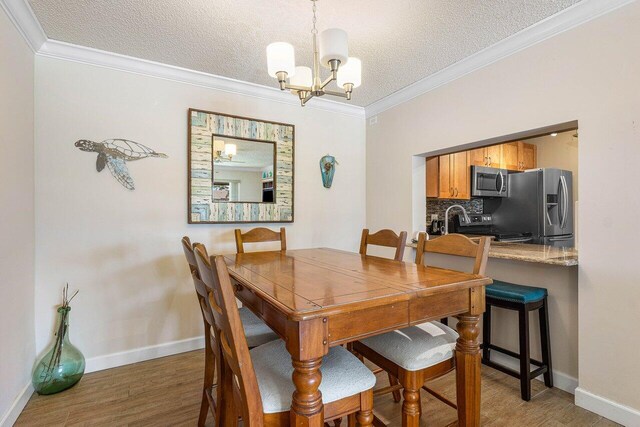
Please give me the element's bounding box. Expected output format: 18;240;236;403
487;168;574;247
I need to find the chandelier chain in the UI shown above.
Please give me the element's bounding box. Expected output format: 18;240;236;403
311;0;318;35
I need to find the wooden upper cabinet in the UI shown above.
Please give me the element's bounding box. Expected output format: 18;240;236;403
452;152;470;199
501;142;520;170
438;154;452;198
486;145;502;168
426;157;439;198
468;148;487;167
518;142;537;170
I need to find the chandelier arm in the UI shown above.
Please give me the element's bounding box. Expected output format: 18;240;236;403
284;83;313;92
301;92;316;106
322;89;348;98
319;74;337;90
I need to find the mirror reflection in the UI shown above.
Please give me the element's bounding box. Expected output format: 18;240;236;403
212;136;275;203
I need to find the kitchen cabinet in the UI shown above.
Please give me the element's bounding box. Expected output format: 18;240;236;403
468;146;502;167
502;141;537;171
518;142;537;170
501;142;520;170
426;157;439;198
438;152;470;200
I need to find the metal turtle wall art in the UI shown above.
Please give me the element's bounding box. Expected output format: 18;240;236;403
75;139;168;190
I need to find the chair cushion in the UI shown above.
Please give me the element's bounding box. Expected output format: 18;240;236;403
251;340;376;414
239;307;279;348
486;280;547;304
359;321;458;372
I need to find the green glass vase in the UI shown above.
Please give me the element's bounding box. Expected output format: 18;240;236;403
32;306;85;395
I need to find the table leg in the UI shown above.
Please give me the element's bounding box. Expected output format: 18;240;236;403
455;314;481;427
291;356;324;426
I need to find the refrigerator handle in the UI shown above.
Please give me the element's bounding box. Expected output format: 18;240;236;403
557;178;563;226
560;175;569;229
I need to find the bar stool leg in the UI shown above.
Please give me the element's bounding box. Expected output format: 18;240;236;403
518;305;531;401
539;298;553;388
482;303;492;362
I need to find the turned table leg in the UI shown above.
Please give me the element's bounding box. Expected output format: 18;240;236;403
291;357;324;426
455;314;482;427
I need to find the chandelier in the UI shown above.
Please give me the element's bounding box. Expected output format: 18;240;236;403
266;0;361;106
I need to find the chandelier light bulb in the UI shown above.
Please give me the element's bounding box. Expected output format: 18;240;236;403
213;139;225;153
266;42;296;78
289;66;313;88
224;143;237;157
337;57;362;88
319;28;348;68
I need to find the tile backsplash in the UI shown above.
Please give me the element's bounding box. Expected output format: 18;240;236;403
426;198;483;224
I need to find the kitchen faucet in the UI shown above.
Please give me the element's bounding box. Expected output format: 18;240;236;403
444;204;471;235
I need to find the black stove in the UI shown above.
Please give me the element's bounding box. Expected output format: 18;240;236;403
452;214;533;243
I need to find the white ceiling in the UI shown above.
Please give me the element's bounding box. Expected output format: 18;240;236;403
28;0;582;106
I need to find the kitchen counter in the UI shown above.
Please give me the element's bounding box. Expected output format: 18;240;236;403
407;238;578;266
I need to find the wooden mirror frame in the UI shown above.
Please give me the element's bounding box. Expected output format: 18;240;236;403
188;108;294;223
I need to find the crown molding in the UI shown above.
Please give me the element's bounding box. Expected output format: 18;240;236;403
364;0;637;118
0;0;46;52
37;39;366;118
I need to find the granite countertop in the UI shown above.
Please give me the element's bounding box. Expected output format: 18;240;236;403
407;238;578;267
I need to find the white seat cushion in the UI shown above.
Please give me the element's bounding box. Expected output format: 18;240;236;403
251;340;376;414
239;307;279;348
359;321;458;371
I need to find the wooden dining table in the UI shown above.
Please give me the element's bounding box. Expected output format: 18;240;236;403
223;248;492;427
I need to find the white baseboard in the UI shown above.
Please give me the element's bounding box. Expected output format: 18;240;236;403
0;382;33;427
85;336;204;373
489;352;578;395
575;388;640;427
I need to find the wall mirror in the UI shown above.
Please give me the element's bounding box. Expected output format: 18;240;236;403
188;109;294;223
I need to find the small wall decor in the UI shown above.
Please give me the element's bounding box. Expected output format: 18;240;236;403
188;109;294;223
75;139;168;190
32;284;85;395
320;154;338;188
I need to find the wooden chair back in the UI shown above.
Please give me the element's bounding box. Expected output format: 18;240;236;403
415;233;490;275
234;227;287;254
194;245;264;426
359;229;408;261
182;237;217;333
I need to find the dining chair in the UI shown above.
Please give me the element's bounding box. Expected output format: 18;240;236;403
234;227;286;253
352;233;490;426
194;244;377;427
356;228;408;403
181;237;278;426
359;228;408;261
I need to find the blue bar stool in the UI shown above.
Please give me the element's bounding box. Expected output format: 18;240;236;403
482;280;553;401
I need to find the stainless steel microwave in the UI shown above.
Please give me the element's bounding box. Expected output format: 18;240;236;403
470;166;508;197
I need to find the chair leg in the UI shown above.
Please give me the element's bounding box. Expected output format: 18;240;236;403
401;387;421;427
199;336;215;426
388;374;402;403
482;303;492;362
334;417;343;427
539;298;553;388
347;414;356;427
519;305;531;401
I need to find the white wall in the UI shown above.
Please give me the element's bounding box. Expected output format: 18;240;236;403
34;57;366;367
0;7;35;426
529;130;579;202
366;1;640;420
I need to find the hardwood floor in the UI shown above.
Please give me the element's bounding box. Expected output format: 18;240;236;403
16;350;617;426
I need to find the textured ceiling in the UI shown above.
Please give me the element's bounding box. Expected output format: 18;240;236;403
29;0;581;106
